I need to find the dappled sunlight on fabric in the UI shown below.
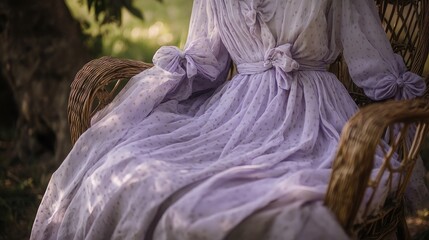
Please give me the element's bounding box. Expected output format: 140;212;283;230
93;113;121;129
85;195;104;214
147;161;175;194
110;175;124;187
49;189;66;219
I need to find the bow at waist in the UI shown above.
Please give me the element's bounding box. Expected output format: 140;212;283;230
237;61;328;74
236;43;328;90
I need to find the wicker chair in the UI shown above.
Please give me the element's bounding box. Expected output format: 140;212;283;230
68;0;429;239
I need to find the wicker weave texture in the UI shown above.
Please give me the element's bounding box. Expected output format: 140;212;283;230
333;0;429;106
68;56;153;143
324;99;429;238
323;1;429;238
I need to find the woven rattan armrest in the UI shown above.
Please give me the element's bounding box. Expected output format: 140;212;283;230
68;56;153;144
324;97;429;238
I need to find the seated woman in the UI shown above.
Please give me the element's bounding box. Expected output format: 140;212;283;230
31;0;428;239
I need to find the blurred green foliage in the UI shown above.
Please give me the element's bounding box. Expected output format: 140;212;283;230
67;0;192;61
84;0;155;24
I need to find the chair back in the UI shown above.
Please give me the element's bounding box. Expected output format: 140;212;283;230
325;1;429;238
332;0;429;102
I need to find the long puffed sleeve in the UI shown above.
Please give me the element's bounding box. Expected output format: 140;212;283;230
338;0;426;100
152;0;231;101
90;0;230;125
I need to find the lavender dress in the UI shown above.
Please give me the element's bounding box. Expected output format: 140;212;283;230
31;0;427;239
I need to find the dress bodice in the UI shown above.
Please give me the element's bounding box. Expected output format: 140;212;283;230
153;0;424;101
211;0;338;70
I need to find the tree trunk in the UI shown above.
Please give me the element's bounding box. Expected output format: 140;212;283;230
0;0;90;163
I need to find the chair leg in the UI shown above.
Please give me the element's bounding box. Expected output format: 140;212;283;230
397;213;411;240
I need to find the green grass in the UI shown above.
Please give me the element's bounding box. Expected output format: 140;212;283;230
0;143;59;239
